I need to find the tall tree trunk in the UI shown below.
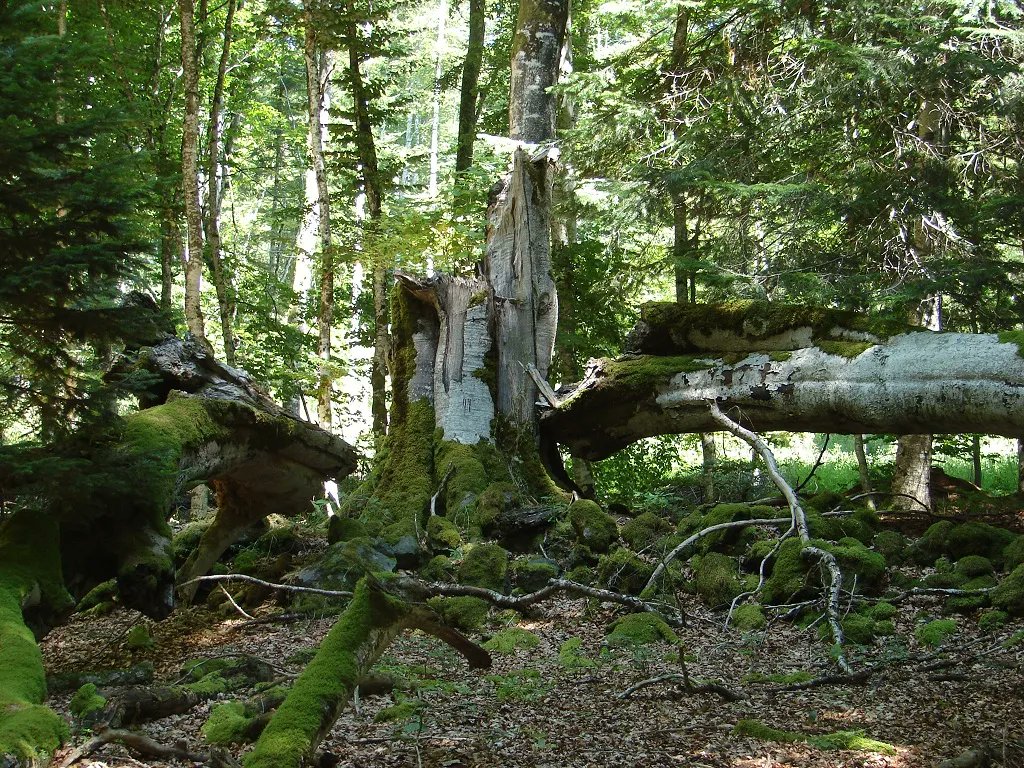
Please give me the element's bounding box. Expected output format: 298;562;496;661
205;0;237;365
509;0;569;144
971;434;983;487
179;0;208;344
345;13;389;438
428;0;448;197
891;434;933;512
455;0;485;172
302;5;335;426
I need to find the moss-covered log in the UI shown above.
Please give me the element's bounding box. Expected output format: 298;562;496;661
544;302;1024;460
0;512;73;765
242;578;489;768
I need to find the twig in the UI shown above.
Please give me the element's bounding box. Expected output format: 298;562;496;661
616;673;745;702
395;577;685;628
793;433;830;495
57;726;211;767
430;464;455;517
178;574;353;599
219;584;255;620
803;545;853;674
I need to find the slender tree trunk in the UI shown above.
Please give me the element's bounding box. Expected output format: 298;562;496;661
455;0;485;172
159;208;182;314
1017;438;1024;495
179;0;208;344
971;435;983;487
345;14;389;438
854;435;875;509
302;5;335;426
205;0;237;365
428;0;447;197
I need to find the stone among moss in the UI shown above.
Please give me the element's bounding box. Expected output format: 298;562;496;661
1003;536;1024;570
426;516;462;552
677;503;779;555
915;618;957;647
917;520;1016;565
596;548;654;595
327;517;367;545
458;544;509;593
483;627;540;654
945;576;996;613
203;701;252;745
69;683;106;720
420;555;455;582
731;604;766;631
565;565;595;585
818;538;886;594
474;482;518;532
840;614;876;645
978;610;1009;632
568;500;618;553
511;558;558;592
954;555;995;578
126;624;154;650
605;613;678;648
620;512;674;551
992;564;1024;616
762;539;812;604
694;553;743;608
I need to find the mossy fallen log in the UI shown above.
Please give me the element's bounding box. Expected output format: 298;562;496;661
242;577;489;768
0;512;73;766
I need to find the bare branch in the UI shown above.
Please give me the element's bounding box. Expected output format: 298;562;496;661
178;574;353;599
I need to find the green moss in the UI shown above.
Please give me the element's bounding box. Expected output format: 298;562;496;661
840;614;876;645
605;613;678;648
244;578;410;768
954;555;995;578
915;618;957;647
458;543;509;592
731;604;766;630
872;530;908;565
69;683;106;719
694;553;743;608
620;512;673;551
483;627;540;654
566;565;595;585
474;482;518;531
677;503;780;554
373;697;422;723
992;564;1024;616
978;610;1009;632
997;330;1024;359
426;596;490;631
874;620;896;635
0;703;69;762
918;520;1016;564
184;672;229;697
1003;537;1024;570
435;440;492;518
568;500;618;553
597;548;654;595
126;624;153;650
733;719;896;755
558;637;597;669
762;539;812;604
816;340;873;358
869;601;897;620
426;516;462;551
511;558;558;592
822;538;887;593
925;570;967;589
327;517;367;545
172;520;213;564
768;351;792;361
420;555;455;582
203;701;252;745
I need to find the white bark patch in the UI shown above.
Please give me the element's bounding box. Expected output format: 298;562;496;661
436;302;494;444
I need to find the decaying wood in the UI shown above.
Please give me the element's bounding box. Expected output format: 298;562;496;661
56;725;234;767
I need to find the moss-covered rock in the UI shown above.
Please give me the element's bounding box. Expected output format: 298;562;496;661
426;596;490;631
458;543;509;593
872;530;909;565
840;614;876;645
203;700;252;745
126;624;154;650
435;440;492;519
762;538;812;604
620;512;674;551
694;553;743;608
954;555;995;578
676;503;780;555
916;520;1016;565
731;604;766;631
915;618;957;647
511;558;558;592
596;548;654;595
819;538;886;594
565;565;595;585
1003;536;1024;570
868;601;897;620
483;627;540;654
945;575;994;613
420;555;455;582
605;613;678;648
474;482;518;532
992;564;1024;616
69;683;106;721
978;609;1008;632
426;516;462;552
568;500;618;553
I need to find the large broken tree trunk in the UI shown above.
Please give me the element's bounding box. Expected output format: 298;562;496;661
542;301;1024;460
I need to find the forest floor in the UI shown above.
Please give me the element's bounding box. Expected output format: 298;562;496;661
41;567;1024;768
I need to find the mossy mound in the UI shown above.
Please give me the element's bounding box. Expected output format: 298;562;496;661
992;564;1024;616
945;575;995;613
978;609;1008;632
203;700;252;745
435;440;493;520
954;555;995;578
596;548;654;595
511;558;558;592
474;482;518;533
916;520;1016;565
483;627;540;654
733;719;896;754
69;683;106;721
568;500;618;553
872;530;909;565
126;624;154;650
817;538;886;594
762;538;812;604
426;516;462;552
840;614;876;645
677;503;780;555
868;601;897;620
915;618;957;647
327;516;367;545
605;613;678;648
294;537;397;595
172;519;214;565
458;543;509;593
693;553;743;608
420;555;455;582
427;596;490;631
1003;536;1024;570
558;637;597;669
620;512;674;551
730;604;766;630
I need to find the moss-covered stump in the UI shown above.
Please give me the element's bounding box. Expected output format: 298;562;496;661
0;512;72;765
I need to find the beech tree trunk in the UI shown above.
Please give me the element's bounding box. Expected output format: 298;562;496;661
178;0;207;343
509;0;570;143
455;0;485;172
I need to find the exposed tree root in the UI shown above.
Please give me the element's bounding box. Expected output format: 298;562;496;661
56;725;232;767
616;673;745;702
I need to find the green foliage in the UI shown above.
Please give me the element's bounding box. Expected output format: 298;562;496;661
868;602;897;620
483;628;540;654
915;619;958;647
605;613;678;648
373;696;422;724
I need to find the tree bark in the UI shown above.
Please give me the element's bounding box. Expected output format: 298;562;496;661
543;305;1024;460
890;434;933;512
509;0;570;143
205;0;238;365
178;0;207;344
455;0;485;172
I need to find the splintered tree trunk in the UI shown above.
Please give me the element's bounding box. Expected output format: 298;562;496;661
487;149;558;431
